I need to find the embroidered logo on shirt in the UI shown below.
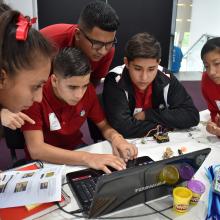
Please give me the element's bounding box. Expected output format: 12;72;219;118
49;112;61;131
80;110;85;117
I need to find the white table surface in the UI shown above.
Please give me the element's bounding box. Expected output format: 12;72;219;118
37;110;220;220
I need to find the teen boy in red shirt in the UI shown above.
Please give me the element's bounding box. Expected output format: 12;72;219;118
201;37;220;136
41;1;119;86
21;48;137;174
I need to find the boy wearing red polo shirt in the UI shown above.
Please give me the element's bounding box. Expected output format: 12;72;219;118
201;37;220;136
103;33;199;138
21;48;137;174
41;1;119;86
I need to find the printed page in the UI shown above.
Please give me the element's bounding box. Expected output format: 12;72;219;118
0;165;64;208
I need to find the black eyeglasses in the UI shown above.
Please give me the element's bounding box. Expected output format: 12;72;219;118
80;29;117;50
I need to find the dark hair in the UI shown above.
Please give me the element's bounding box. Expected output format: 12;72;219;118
0;10;53;77
53;47;91;78
78;0;119;32
125;32;161;62
0;2;11;14
201;37;220;60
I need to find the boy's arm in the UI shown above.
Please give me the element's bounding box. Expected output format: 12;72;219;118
145;74;200;128
97;119;138;161
23;130;126;173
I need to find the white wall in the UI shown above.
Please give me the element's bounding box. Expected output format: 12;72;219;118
190;0;220;46
4;0;38;29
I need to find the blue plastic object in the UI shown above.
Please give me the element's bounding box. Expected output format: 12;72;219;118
206;165;220;219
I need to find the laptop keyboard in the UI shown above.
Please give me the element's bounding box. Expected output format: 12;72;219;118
71;156;153;207
73;175;98;205
126;157;150;168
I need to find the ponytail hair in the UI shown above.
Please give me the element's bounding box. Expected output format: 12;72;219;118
0;10;53;77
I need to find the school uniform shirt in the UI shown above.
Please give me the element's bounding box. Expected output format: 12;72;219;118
132;82;152;115
40;24;115;82
201;72;220;121
21;77;105;155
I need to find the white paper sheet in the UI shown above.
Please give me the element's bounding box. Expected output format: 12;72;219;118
0;165;64;208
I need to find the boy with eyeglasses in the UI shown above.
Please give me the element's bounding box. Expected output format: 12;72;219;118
41;0;119;87
21;48;137;174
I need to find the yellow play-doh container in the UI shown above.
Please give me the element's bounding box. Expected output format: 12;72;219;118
173;187;192;213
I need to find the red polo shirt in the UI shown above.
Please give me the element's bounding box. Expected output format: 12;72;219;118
40;24;115;81
201;72;220;121
133;83;153;110
21;78;105;151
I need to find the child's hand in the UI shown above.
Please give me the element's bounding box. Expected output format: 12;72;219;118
206;120;220;136
0;108;35;130
85;153;126;174
215;114;220;127
134;111;145;120
111;135;138;161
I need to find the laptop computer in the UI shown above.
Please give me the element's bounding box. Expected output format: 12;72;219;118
67;148;211;218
